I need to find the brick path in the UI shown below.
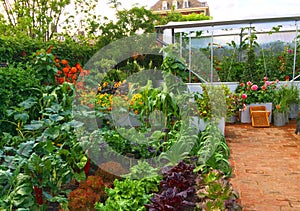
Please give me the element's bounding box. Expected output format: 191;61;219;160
225;120;300;211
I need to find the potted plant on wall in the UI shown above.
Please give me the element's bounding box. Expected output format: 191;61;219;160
273;85;290;126
286;84;300;119
235;78;278;123
194;84;228;134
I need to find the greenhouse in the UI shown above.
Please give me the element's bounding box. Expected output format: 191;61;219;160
155;15;300;83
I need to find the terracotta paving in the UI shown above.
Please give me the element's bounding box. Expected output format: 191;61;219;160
225;119;300;211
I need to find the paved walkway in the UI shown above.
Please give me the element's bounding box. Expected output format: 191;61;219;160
225;119;300;211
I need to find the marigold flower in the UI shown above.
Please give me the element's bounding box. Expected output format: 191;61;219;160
276;104;281;110
134;110;139;115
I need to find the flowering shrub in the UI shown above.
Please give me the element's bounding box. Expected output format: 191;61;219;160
54;59;90;85
235;77;278;105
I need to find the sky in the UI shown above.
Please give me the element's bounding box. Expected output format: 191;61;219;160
97;0;300;21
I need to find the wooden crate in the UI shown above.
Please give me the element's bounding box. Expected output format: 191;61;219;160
250;106;270;127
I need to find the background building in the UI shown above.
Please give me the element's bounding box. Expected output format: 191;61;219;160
151;0;210;16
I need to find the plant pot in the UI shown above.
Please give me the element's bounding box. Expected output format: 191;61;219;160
273;112;286;126
240;102;272;123
189;116;225;135
285;112;289;124
289;103;299;119
226;115;236;123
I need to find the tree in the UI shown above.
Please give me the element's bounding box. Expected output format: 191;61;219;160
0;0;100;41
97;6;159;48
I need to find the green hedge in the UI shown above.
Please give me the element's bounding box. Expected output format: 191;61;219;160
0;35;97;67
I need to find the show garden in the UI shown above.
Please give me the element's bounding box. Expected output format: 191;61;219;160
0;5;300;210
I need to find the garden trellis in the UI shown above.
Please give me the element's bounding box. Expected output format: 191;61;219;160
155;15;300;83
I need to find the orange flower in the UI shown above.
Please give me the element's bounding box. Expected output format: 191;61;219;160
61;59;68;65
134;110;139;115
276;104;281;110
70;67;77;74
63;67;69;74
75;63;82;70
55;58;60;63
72;74;77;81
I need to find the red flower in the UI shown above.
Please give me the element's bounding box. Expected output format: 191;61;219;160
57;77;65;84
261;85;266;91
241;94;247;99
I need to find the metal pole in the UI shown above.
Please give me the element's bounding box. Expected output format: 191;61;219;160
172;28;175;44
292;20;298;81
188;32;192;83
210;27;214;83
180;32;182;58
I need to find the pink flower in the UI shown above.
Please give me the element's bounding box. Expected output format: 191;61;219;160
261;85;266;91
247;81;252;86
241;93;247;99
264;76;268;81
265;81;270;86
276;79;279;83
251;84;258;91
288;49;293;54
